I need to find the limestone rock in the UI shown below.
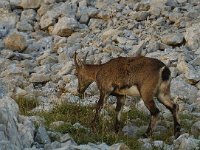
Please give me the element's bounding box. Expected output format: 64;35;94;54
174;133;200;150
0;25;8;38
16;20;33;32
29;73;51;83
0;96;21;149
35;125;51;144
52;17;79;37
177;56;200;82
130;11;150;21
21;9;37;22
56;61;73;76
39;2;77;29
18;116;35;148
191;121;200;138
0;9;19;30
4;32;27;52
20;0;42;9
184;23;200;50
161;33;184;46
171;75;198;103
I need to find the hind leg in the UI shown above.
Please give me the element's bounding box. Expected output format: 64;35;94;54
140;92;160;137
143;99;160;137
115;95;125;132
140;82;160;137
158;92;181;138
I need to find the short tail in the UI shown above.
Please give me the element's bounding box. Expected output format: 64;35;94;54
161;66;171;81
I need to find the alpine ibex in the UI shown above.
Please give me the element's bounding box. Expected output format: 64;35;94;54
74;52;181;138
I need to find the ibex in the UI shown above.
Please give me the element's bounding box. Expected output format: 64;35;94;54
74;52;181;138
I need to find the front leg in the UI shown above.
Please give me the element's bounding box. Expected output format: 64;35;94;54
92;90;109;126
115;95;125;133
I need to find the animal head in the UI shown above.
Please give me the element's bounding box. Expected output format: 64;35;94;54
74;51;91;98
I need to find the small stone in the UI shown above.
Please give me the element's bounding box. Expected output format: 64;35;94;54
21;9;37;22
174;133;200;150
15;87;27;97
49;121;65;128
110;143;130;150
35;125;51;144
161;33;184;46
16;20;33;32
4;32;27;52
130;11;150;21
20;0;42;9
44;141;61;150
79;13;89;24
29;73;51;83
184;23;200;50
52;17;79;37
191;121;200;138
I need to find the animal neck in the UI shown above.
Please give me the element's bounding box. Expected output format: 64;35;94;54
85;64;102;81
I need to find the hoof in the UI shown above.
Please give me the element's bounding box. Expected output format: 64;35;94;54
174;131;181;139
142;133;149;138
174;125;181;139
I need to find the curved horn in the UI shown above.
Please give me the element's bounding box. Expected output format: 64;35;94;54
83;51;89;64
74;51;80;68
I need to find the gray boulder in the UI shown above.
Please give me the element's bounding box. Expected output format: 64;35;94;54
20;0;42;9
171;75;198;103
191;121;200;138
35;124;51;145
184;23;200;51
177;55;200;82
52;16;79;37
16;20;33;32
174;133;200;150
39;2;77;29
4;32;28;52
161;33;184;46
0;9;19;28
0;96;29;149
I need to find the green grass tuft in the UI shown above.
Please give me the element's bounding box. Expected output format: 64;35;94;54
16;97;196;149
15;96;39;115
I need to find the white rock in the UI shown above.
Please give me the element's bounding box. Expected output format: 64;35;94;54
177;56;200;82
174;133;200;150
190;55;200;66
191;121;200;138
20;0;42;9
0;9;19;30
15;87;27;97
29;73;51;83
161;33;184;46
171;75;198;103
35;124;51;144
18;116;35;148
21;9;37;21
153;141;164;149
4;32;28;52
184;23;200;50
130;11;150;21
0;96;22;149
177;0;187;3
52;17;79;37
16;20;33;32
57;61;73;76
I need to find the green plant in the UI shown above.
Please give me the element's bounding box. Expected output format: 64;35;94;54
15;96;39;115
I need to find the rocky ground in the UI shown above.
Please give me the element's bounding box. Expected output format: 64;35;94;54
0;0;200;149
